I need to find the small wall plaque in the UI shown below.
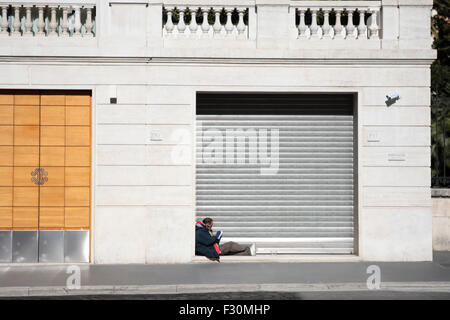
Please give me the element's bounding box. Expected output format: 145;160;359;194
388;153;406;161
367;132;380;142
150;129;163;141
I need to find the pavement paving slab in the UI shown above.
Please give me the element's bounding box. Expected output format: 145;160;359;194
0;251;448;297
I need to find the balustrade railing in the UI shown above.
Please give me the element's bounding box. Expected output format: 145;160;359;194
163;5;250;39
0;2;96;37
291;1;381;40
0;0;432;50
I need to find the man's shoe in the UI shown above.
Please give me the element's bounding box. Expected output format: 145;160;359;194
207;257;220;263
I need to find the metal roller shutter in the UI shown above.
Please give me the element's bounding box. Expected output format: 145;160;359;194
196;93;356;254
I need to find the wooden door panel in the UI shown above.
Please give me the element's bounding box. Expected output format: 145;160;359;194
0;167;13;186
41;126;65;146
65;207;89;228
13;187;38;206
66;147;90;166
41;106;65;125
0;207;12;229
14;106;39;125
0;187;12;206
40;147;65;166
14;167;36;186
65;187;89;206
66;95;90;106
0;147;13;165
13;207;38;228
66;126;90;146
65;167;90;186
66;106;90;125
41;95;65;106
0;91;91;232
0;126;13;145
0;94;13;105
0;105;13;125
13;147;39;166
39;207;64;228
14;94;39;105
42;167;64;187
40;187;64;207
14;126;39;145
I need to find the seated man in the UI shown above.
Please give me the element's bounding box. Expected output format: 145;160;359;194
195;217;254;262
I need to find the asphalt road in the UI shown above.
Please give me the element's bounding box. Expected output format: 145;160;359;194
3;290;450;300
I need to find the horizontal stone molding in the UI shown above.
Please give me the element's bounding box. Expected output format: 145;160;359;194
0;55;437;64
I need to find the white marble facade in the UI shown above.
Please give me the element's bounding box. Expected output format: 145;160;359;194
0;0;436;262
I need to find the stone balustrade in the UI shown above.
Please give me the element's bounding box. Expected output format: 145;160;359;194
291;1;381;41
0;1;96;37
0;0;434;52
162;2;252;39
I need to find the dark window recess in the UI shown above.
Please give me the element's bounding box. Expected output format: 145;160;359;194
197;92;354;115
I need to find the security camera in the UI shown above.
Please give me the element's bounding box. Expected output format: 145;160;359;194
386;93;400;100
385;93;400;106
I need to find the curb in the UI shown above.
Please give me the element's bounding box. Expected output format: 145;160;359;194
0;282;450;297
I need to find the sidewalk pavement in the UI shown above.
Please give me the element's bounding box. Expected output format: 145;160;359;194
0;252;449;297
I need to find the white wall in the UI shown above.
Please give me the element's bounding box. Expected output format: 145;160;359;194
0;0;436;262
85;62;437;262
0;60;434;263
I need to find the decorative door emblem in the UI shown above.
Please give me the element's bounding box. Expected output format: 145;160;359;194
31;168;48;186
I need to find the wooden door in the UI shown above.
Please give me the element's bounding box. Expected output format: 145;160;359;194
0;91;91;232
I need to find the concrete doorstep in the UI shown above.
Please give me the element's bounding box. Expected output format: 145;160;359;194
1;281;450;298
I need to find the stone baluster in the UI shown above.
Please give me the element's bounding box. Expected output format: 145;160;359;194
73;6;81;37
212;7;221;35
346;9;355;39
224;8;234;35
0;6;8;35
85;6;94;37
368;8;379;39
309;9;319;39
357;9;367;39
322;9;331;39
177;8;187;34
61;6;69;36
12;5;21;36
37;6;45;36
201;8;210;34
333;9;343;39
297;9;307;39
48;6;58;36
23;5;33;36
237;8;246;36
165;7;174;35
188;8;198;35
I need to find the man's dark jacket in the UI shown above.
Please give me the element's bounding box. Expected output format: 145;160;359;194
195;221;220;259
